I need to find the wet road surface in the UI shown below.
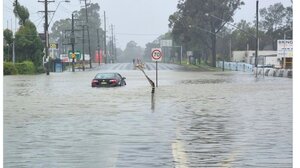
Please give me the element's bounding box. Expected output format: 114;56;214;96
4;63;292;167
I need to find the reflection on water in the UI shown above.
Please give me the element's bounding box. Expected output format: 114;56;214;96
4;69;292;167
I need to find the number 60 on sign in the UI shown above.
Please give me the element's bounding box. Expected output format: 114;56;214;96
151;48;162;61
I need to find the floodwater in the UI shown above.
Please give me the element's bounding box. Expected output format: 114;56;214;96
4;63;292;168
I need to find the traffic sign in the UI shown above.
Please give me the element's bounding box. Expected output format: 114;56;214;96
50;43;58;49
68;50;81;60
151;48;162;61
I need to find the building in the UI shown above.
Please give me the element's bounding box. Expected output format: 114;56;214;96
232;50;280;67
277;40;293;69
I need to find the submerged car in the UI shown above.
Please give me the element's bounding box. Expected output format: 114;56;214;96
91;72;126;87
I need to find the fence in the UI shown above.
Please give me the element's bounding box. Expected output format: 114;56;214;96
216;61;253;72
216;61;292;78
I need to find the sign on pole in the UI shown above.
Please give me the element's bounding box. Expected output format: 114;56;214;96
277;40;293;58
151;48;162;61
49;43;58;49
160;40;172;47
68;50;81;61
151;48;162;87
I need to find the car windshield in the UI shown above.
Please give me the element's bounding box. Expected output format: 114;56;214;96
95;73;116;79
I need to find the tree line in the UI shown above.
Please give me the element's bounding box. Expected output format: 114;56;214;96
3;1;44;72
167;0;293;66
3;0;293;70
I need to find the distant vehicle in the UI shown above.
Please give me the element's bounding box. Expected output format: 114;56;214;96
91;72;126;87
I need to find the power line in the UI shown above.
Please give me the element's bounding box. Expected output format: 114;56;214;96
36;17;44;27
116;33;161;36
60;4;72;14
33;15;44;23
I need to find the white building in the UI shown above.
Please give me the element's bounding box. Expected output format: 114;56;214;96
232;50;280;67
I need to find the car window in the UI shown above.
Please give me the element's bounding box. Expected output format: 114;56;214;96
95;73;115;79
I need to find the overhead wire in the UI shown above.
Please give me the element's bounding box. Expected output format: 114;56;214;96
116;33;161;36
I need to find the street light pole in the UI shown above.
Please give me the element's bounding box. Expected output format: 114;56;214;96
104;11;107;64
12;40;16;64
6;44;10;62
255;0;259;78
97;28;101;66
71;13;75;72
180;46;183;65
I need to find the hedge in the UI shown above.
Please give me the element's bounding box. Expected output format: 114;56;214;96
4;62;18;75
4;61;36;75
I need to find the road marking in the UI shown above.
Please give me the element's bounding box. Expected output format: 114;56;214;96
172;127;189;168
220;148;240;168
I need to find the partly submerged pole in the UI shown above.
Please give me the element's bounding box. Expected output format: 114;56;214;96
136;63;155;93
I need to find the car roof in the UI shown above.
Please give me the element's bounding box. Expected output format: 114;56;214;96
94;72;122;79
96;72;120;74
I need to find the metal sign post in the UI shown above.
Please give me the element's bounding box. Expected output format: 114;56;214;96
156;61;158;87
151;48;162;87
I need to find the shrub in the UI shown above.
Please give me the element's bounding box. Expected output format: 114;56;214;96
15;61;36;74
4;62;18;75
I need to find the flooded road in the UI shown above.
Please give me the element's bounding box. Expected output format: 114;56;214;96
4;63;292;167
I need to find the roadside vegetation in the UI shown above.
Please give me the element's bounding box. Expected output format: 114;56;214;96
4;61;38;75
3;1;44;75
179;61;220;72
3;0;293;74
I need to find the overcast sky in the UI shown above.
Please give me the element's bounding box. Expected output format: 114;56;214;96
2;0;293;50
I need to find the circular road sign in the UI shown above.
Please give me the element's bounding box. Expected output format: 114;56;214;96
151;48;162;61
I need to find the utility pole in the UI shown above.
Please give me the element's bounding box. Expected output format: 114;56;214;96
114;35;117;62
79;25;85;71
71;13;75;72
81;0;92;68
104;11;107;64
11;7;16;64
38;0;54;75
97;28;100;66
255;0;259;78
111;24;114;63
62;15;83;72
78;24;86;71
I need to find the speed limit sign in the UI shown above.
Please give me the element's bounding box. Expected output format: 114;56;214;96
151;48;162;61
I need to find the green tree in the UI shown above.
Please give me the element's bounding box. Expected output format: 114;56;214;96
259;3;291;49
50;19;72;42
122;41;144;62
230;20;256;50
3;29;13;61
50;3;102;59
169;0;244;67
13;1;44;68
13;1;29;26
15;21;44;67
